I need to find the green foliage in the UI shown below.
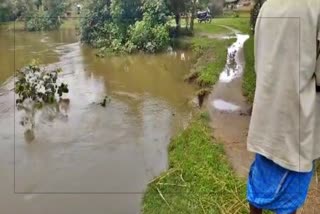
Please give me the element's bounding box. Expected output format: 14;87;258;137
129;20;170;53
26;10;56;31
0;0;34;22
213;17;251;34
0;0;67;30
15;60;69;106
80;0;112;45
142;0;168;25
23;0;67;31
0;1;15;21
80;0;170;54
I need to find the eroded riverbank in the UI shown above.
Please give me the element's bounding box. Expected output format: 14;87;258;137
0;26;197;214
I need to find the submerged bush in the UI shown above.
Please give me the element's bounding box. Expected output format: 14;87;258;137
15;60;70;141
15;60;69;107
26;11;58;31
23;0;67;31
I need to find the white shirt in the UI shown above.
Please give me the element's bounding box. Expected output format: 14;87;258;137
247;0;320;172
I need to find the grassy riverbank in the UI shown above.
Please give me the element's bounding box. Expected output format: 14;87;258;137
187;36;236;87
142;113;248;214
143;17;253;214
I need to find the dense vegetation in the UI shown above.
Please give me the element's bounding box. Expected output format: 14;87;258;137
0;0;226;53
79;0;223;54
80;0;170;54
0;0;70;31
25;0;68;31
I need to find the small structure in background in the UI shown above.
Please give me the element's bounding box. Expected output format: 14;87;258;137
77;4;82;15
224;0;253;11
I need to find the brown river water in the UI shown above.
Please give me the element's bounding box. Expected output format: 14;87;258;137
0;25;196;214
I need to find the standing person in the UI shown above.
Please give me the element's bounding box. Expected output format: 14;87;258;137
246;0;320;213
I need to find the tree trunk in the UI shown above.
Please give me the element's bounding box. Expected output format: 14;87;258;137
190;14;194;31
175;13;181;30
190;0;197;32
185;15;189;30
24;19;27;30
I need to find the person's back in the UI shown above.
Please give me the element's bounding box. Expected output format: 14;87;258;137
247;0;320;172
246;1;320;213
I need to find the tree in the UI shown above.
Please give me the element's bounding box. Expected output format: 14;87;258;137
80;0;170;53
24;0;67;31
168;0;187;30
0;0;13;22
128;0;170;53
189;0;197;31
80;0;113;46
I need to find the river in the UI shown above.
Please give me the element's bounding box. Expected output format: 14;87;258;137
0;25;196;214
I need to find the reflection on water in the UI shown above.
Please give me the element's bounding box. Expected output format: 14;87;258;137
0;25;196;214
212;99;240;112
219;34;250;83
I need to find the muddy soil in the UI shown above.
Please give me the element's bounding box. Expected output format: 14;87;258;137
207;32;320;213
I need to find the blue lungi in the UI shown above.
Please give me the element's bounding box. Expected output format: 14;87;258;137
247;154;313;214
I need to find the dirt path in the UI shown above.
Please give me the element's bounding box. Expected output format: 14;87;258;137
206;30;320;213
206;32;253;177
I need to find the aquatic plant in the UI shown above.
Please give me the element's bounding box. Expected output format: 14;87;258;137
15;60;69;108
15;60;69;140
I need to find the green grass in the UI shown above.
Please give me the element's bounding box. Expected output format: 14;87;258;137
213;17;251;34
179;17;251;88
218;10;251;19
242;36;256;103
186;36;235;87
180;21;237;88
169;16;250;34
191;37;236;86
194;22;231;35
142;113;248;214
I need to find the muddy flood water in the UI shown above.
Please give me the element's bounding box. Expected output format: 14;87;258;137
0;25;197;214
